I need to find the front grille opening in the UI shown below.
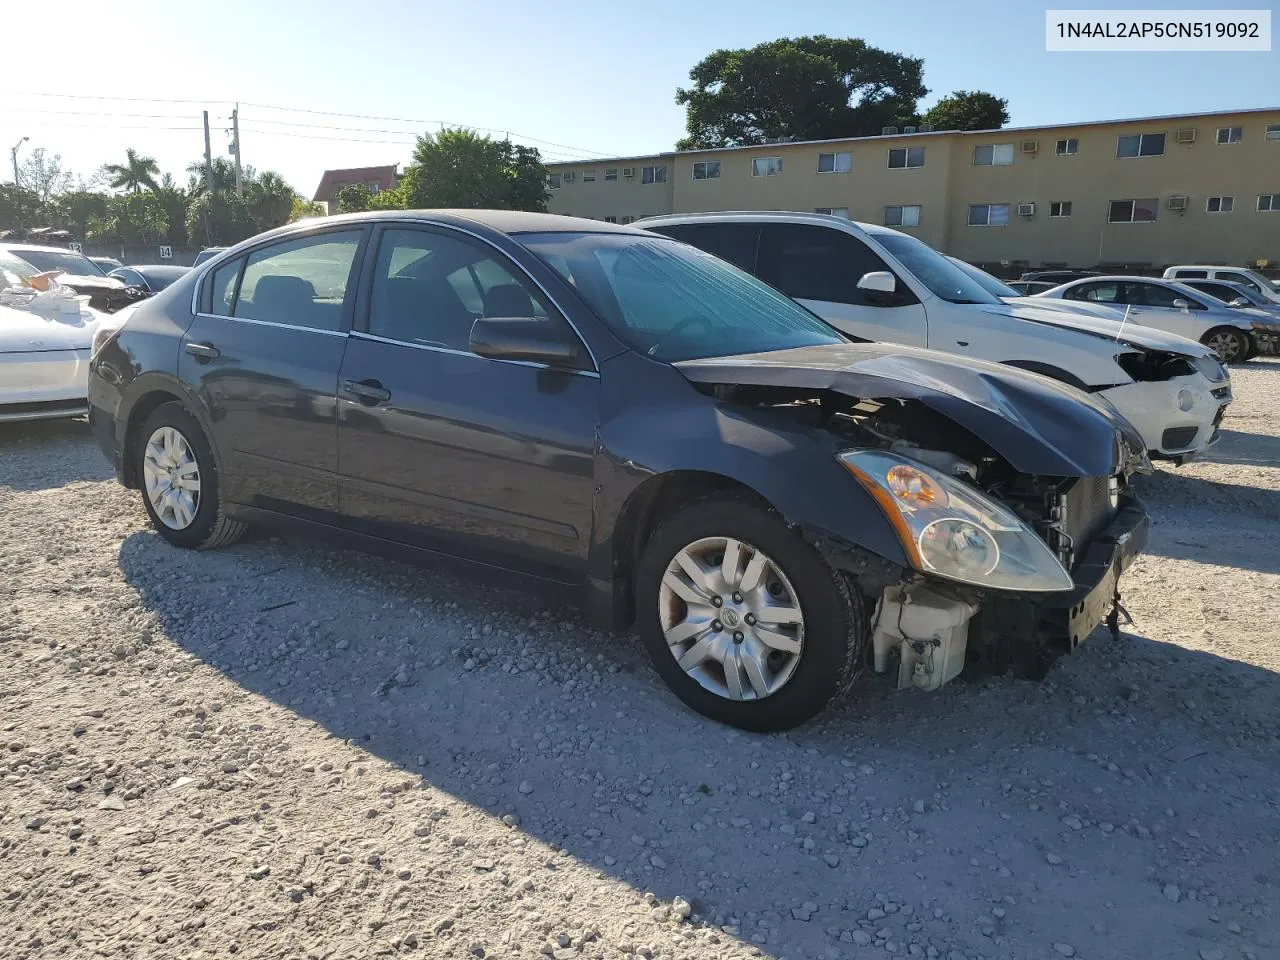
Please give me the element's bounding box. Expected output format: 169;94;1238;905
1161;425;1199;450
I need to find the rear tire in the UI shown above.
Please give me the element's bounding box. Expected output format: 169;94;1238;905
135;402;246;550
1202;327;1250;364
635;494;866;731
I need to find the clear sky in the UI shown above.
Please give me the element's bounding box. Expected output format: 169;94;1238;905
1;0;1275;198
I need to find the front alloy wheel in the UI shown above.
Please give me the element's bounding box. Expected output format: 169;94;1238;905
637;495;866;731
659;536;804;701
1203;328;1249;363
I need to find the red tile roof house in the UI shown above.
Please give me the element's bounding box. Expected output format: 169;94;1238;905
312;165;400;213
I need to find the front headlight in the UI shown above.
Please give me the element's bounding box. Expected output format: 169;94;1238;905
838;450;1073;593
1192;354;1229;383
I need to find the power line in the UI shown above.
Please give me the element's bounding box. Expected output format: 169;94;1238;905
0;90;227;106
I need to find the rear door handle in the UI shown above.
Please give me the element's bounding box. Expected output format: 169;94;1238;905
342;378;391;405
184;341;220;361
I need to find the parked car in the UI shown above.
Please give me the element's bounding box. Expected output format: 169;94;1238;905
0;244;147;313
89;256;125;273
192;247;227;267
1034;276;1271;363
1006;280;1057;295
1163;265;1280;300
1019;269;1102;285
89;211;1150;730
638;213;1230;462
108;264;192;294
1179;280;1280;355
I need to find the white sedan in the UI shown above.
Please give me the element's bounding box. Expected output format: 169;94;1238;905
0;300;107;423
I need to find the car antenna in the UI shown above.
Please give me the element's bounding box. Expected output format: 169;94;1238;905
1115;303;1131;341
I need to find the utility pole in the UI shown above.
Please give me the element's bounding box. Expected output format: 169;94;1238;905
203;110;214;193
231;104;243;195
10;136;28;186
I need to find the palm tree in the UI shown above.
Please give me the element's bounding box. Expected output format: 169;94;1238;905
102;148;161;193
185;157;238;197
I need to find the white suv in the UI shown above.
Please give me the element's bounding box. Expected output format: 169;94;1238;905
1164;265;1280;301
638;212;1231;462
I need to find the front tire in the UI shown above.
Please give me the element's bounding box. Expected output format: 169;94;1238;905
635;495;866;731
136;403;246;550
1202;327;1250;364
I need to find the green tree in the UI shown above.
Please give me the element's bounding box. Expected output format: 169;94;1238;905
17;148;74;203
335;183;375;213
185;157;238;197
86;193;170;245
50;190;110;238
921;90;1010;131
186;191;255;247
397;129;548;211
0;185;46;231
290;196;325;221
244;170;297;232
675;36;928;148
102;148;161;193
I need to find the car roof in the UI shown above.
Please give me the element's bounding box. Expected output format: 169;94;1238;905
0;242;88;254
307;209;645;236
1166;265;1253;271
636;210;896;235
118;264;190;275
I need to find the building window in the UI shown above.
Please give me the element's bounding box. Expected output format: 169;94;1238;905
973;144;1014;166
888;147;925;169
1116;133;1165;158
817;151;852;173
1108;199;1158;222
1267;124;1280;141
604;169;618;181
1055;138;1079;155
967;203;1009;226
1216;126;1243;144
620;215;635;224
814;207;850;218
641;165;667;184
1258;194;1279;212
582;170;597;182
692;160;721;181
1049;201;1073;218
603;216;617;223
883;205;921;227
1206;196;1234;213
548;173;561;189
751;157;782;177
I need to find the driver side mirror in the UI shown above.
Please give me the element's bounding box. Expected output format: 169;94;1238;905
857;271;897;294
1171;298;1190;312
469;317;585;369
1228;297;1249;307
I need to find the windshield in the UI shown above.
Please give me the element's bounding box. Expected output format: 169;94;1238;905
0;251;37;287
12;248;104;276
517;231;846;362
873;232;1002;305
947;257;1021;298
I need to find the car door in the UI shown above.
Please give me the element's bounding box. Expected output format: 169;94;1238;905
1126;281;1206;338
756;223;928;346
179;227;367;516
335;224;598;579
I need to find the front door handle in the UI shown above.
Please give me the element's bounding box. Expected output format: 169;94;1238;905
342;378;391;405
184;341;220;361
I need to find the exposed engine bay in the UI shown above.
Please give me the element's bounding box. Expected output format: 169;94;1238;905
699;380;1149;692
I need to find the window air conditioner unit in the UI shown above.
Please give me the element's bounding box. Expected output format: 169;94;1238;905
1167;195;1189;211
902;125;917;134
1020;139;1039;154
621;167;635;178
1174;127;1197;144
881;126;899;135
1016;202;1036;217
562;171;576;182
1256;259;1270;268
917;123;934;132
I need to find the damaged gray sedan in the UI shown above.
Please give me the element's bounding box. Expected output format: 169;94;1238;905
89;212;1149;731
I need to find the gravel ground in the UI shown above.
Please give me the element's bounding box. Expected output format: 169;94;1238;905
2;360;1279;960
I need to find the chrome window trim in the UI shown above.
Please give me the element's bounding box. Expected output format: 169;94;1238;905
347;330;600;378
192;215;601;373
192;312;350;337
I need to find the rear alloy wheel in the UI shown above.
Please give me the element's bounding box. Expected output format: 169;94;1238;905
637;495;866;731
1202;327;1250;363
135;402;246;550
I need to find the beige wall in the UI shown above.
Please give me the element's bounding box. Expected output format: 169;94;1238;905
547;109;1280;270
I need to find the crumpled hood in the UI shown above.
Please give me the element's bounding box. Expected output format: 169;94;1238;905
995;300;1217;357
676;343;1147;478
0;302;103;351
55;273;127;291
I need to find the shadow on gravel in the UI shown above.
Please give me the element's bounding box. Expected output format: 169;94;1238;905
116;527;1280;960
1135;469;1280;521
0;419;111;490
1195;429;1280;468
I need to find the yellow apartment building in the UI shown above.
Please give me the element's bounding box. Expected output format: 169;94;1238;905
545;107;1280;272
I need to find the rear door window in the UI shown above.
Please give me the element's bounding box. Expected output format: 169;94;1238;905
757;223;892;306
1069;281;1122;303
232;230;363;332
646;223;761;273
207;257;243;315
1216;271;1261;293
1132;283;1188;308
